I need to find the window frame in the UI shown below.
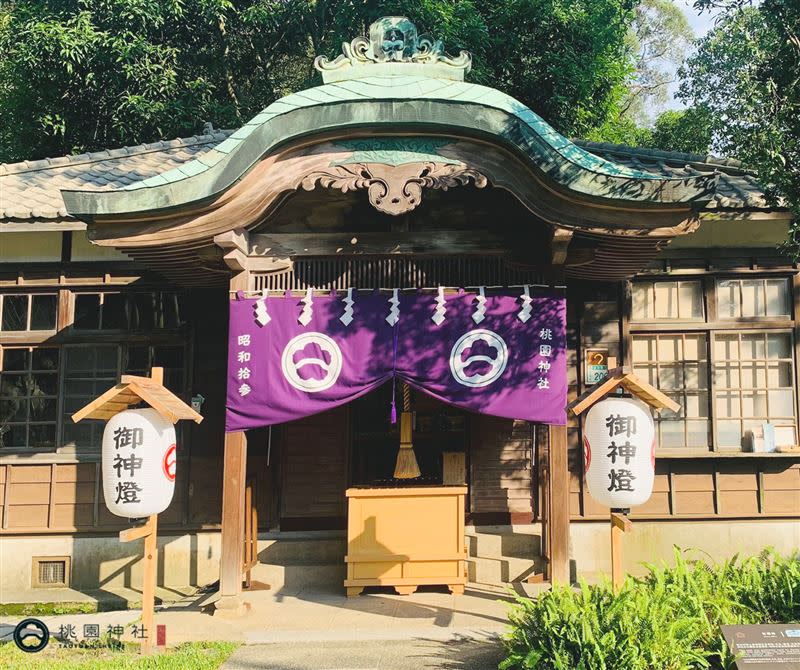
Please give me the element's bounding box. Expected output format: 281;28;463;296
631;279;706;322
710;329;797;451
0;292;59;334
0;287;190;456
0;345;62;450
628;274;799;455
716;277;792;320
631;332;711;451
70;290;186;332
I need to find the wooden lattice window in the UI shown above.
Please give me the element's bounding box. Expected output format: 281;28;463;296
632;334;710;449
717;278;790;318
713;331;796;449
632;281;704;321
0;293;57;332
0;347;60;449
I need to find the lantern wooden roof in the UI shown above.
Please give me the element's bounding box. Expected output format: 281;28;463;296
568;366;680;416
72;373;203;424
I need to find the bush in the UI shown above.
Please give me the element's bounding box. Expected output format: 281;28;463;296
501;549;800;670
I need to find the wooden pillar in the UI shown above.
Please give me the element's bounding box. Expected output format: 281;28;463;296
547;424;570;584
215;259;252;614
216;430;247;613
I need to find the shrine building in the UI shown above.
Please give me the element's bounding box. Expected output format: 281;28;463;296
0;18;798;606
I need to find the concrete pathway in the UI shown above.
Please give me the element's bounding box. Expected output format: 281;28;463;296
220;637;506;670
2;583;529;647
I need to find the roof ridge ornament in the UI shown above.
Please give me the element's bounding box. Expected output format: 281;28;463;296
314;16;472;83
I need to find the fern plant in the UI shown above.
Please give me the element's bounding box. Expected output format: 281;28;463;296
501;549;800;670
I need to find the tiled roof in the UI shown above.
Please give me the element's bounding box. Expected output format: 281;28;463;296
576;140;774;210
0;128;778;226
62;75;718;219
0;132;233;221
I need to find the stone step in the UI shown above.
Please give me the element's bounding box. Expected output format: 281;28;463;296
465;526;543;560
467;555;544;585
250;562;347;591
257;536;346;566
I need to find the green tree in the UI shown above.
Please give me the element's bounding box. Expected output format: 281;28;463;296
0;0;639;162
622;0;694;122
649;106;713;154
679;0;799;249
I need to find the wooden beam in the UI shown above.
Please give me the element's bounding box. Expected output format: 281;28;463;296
216;431;248;614
247;232;510;257
610;512;632;591
229;268;252;293
119;518;155;543
547;424;570;585
221;248;292;273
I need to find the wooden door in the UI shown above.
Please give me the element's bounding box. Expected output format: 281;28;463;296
279;406;349;530
469;415;534;524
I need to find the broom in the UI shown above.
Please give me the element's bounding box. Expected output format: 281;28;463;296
394;382;421;479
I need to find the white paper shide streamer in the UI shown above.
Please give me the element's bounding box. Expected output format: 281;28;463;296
517;285;532;323
583;397;655;509
472;286;486;324
340;288;354;326
432;286;446;325
254;289;271;326
298;287;314;326
386;289;400;326
102;408;176;518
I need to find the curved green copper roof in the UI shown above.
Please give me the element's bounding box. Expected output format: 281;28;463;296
62;74;717;218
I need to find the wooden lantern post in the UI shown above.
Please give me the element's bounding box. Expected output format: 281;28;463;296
71;367;202;654
568;366;679;591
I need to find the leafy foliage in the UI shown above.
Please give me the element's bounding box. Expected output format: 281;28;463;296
501;549;800;670
679;0;800;251
0;0;639;162
622;0;694;122
648;107;713;154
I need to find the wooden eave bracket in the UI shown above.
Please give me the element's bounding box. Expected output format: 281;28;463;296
567;366;680;416
214;228;249;254
214;228;293;274
71;375;203;425
550;226;574;265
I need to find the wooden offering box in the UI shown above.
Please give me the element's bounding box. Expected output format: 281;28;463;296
344;486;467;596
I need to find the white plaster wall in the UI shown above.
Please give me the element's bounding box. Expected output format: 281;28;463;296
1;521;798;597
0;532;221;597
570;520;800;579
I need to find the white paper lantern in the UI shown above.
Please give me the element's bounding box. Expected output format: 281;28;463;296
102;408;176;518
583;397;655;509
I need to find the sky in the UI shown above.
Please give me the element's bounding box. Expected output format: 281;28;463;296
678;0;719;37
662;1;721;111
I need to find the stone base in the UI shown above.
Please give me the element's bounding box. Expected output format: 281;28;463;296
212;595;251;618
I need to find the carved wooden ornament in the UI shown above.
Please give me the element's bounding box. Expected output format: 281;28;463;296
300;162;488;216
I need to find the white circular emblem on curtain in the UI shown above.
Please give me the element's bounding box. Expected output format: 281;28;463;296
281;332;343;393
450;329;508;387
